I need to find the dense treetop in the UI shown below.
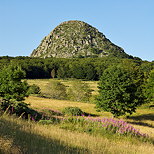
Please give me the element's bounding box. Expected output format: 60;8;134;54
0;56;153;81
95;65;146;117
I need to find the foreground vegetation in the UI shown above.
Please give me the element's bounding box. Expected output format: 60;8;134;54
0;77;154;153
0;113;154;154
25;95;154;136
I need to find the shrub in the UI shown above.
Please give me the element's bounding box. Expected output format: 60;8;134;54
28;84;41;95
62;107;84;116
0;65;41;120
43;81;67;99
67;81;92;102
41;108;63;117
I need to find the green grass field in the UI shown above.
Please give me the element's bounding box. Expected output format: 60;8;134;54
0;79;154;153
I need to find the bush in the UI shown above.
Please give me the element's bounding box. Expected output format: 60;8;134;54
0;65;38;119
43;81;67;99
28;84;41;95
41;109;63;117
67;81;92;102
62;107;84;116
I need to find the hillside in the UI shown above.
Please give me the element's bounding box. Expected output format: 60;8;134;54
31;20;131;58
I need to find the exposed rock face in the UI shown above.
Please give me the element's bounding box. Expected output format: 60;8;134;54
31;20;130;58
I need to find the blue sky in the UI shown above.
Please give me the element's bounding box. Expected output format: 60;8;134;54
0;0;154;61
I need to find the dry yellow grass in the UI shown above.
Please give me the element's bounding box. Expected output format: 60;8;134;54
0;115;154;154
25;96;154;140
25;96;111;117
124;108;154;138
26;79;50;93
0;137;21;154
26;79;99;95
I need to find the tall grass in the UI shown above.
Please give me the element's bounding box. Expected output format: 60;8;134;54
0;115;154;154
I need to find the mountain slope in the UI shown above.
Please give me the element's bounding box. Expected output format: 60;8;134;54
31;20;130;58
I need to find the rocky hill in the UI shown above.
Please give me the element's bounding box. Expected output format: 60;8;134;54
30;20;130;58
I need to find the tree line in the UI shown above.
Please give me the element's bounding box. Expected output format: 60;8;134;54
0;56;153;81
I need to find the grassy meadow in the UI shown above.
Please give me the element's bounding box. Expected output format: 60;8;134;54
26;78;99;95
1;114;154;154
0;79;154;153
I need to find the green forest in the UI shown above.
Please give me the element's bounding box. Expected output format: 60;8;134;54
0;56;153;80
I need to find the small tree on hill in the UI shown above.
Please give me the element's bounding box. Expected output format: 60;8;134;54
0;65;29;102
67;81;92;102
95;66;145;117
0;65;36;118
44;81;67;100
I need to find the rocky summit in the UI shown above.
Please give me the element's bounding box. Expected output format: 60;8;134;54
30;20;130;58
